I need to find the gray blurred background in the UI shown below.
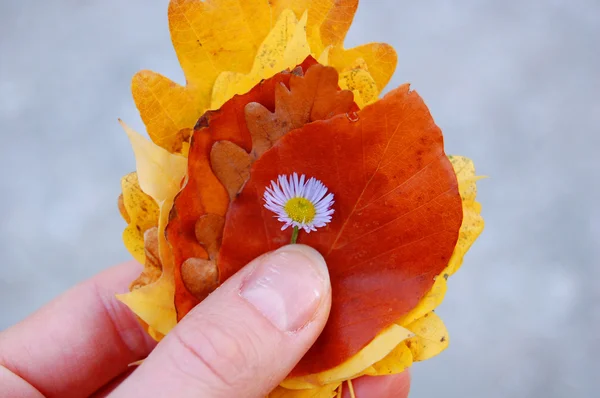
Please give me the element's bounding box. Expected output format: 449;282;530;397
1;1;598;397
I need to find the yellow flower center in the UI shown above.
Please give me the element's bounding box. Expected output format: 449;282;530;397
284;197;316;224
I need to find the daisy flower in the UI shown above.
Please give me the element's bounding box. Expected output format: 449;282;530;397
263;173;334;239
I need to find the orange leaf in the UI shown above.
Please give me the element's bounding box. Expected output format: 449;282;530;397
244;63;358;159
165;130;229;318
167;60;357;319
210;141;253;200
166;67;299;318
218;84;463;375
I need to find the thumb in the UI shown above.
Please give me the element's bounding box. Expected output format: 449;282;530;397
112;244;332;398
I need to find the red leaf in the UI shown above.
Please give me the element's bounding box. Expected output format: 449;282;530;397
166;130;229;318
218;84;463;375
167;58;333;319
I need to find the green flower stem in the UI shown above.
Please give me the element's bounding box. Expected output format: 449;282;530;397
290;226;299;244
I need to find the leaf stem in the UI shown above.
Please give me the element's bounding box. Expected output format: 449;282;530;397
290;226;299;244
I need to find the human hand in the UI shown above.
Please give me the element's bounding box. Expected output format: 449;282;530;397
0;245;410;397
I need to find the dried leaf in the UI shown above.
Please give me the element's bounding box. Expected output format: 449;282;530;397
168;61;355;319
132;0;275;152
329;43;398;92
194;214;225;261
218;84;463;375
166;69;300;318
117;268;177;336
369;341;413;376
130;227;163;290
120;172;160;264
405;312;449;361
131;72;199;153
180;257;219;301
445;155;485;276
133;0;395;154
338;67;379;108
198;68;301;153
245;63;357;159
211;10;311;109
117;200;178;336
269;383;340;398
397;275;447;327
210;141;252;200
397;155;483;326
166;131;230;319
283;11;312;70
282;324;413;387
117;193;130;223
282;0;397;92
120;120;187;204
267;0;356;51
117;123;187;335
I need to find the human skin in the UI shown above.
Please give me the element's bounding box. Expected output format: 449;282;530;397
0;245;410;398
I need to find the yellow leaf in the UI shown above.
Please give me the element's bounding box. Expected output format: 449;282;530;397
117;200;178;336
405;312;449;361
397;156;483;326
148;326;165;342
329;43;397;92
120;172;160;264
283;11;312;69
397;276;447;327
312;0;358;50
122;224;146;265
371;342;413;376
120;120;187;205
317;47;330;65
117;121;188;336
210;10;310;109
133;0;274;152
120;173;160;231
131;71;200;153
446;155;485;276
282;324;414;388
169;0;271;84
269;383;340;398
271;0;358;55
338;67;379;108
134;0;397;152
274;0;395;93
117;275;176;336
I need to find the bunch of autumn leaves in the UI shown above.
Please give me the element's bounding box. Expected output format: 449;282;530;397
116;1;484;396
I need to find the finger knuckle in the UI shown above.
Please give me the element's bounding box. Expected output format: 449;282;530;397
169;315;260;390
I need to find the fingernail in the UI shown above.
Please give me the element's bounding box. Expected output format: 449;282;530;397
239;244;330;332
